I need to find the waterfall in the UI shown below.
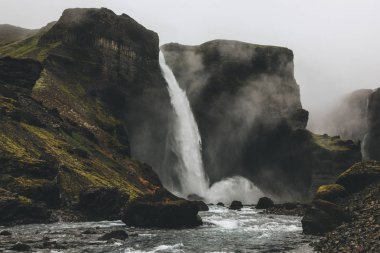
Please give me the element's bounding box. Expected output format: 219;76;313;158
159;51;263;203
159;51;209;197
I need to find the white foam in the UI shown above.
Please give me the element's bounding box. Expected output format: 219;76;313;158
124;243;184;253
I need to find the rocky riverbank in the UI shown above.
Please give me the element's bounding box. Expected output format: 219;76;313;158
301;161;380;252
312;181;380;252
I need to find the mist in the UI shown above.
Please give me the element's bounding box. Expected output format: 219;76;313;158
1;0;380;131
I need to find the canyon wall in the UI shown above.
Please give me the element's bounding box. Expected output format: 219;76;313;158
162;41;361;200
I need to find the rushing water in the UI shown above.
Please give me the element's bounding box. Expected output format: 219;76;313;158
0;206;316;252
159;52;263;204
160;51;209;197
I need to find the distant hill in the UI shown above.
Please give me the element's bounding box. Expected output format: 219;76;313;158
0;24;38;45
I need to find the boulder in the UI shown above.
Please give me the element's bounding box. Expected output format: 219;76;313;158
301;199;350;235
314;184;348;202
0;189;52;226
9;242;31;251
79;187;129;220
98;230;128;241
194;201;209;211
0;230;12;236
122;199;202;228
336;161;380;193
216;202;225;206
229;200;243;210
256;197;274;209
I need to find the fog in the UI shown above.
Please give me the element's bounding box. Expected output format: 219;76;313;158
1;0;380;133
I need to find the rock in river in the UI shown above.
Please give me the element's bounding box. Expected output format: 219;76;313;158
122;198;202;228
256;197;274;209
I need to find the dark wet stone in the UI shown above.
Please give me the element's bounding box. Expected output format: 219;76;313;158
216;202;225;206
98;230;128;241
256;197;274;209
79;187;129;220
229;200;243;210
9;242;31;251
302;199;350;235
0;230;12;236
122;199;202;228
194;201;209;211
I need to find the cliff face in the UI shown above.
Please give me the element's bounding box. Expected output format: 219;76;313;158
365;88;380;160
162;41;360;200
0;8;177;224
324;87;380;161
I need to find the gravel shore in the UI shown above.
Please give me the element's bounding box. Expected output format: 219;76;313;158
312;182;380;252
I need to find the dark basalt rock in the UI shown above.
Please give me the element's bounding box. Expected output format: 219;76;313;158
256;197;274;209
302;199;350;235
0;189;52;226
122;199;202;228
229;200;243;210
216;202;225;206
0;57;42;91
194;200;209;211
365;88;380;160
314;184;348;203
9;242;31;251
79;187;129;220
336;161;380;193
0;230;12;236
98;230;128;241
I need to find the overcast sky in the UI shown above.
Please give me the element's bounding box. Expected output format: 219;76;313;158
1;0;379;132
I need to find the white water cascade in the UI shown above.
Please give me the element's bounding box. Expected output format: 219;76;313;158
159;51;263;203
159;51;209;197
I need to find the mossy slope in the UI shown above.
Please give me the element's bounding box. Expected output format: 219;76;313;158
0;8;173;223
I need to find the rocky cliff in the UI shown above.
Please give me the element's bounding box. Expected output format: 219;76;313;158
162;41;361;200
323;87;380;161
0;8;198;226
365;88;380;161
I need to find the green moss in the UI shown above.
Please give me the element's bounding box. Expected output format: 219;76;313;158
0;96;17;112
312;134;353;151
0;33;60;61
317;184;346;195
0;133;36;163
18;195;32;205
14;177;47;188
20;122;143;200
